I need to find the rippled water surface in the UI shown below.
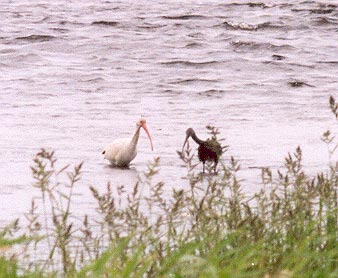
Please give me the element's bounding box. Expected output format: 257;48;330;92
1;0;338;224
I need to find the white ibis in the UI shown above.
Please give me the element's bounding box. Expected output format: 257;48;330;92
182;128;222;173
102;118;154;167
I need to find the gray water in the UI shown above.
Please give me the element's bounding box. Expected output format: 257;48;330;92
1;0;338;225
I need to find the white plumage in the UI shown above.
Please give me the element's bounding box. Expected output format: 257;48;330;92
102;118;153;167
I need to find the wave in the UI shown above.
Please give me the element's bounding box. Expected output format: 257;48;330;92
197;90;224;98
287;62;315;69
220;2;271;9
202;89;225;96
231;40;294;50
58;20;84;26
184;42;204;48
288;80;315;88
91;21;119;26
169;78;218;84
0;48;16;54
9;53;41;63
272;54;286;60
161;14;206;20
136;23;164;29
310;8;336;14
161;60;219;67
49;27;69;33
292;4;337;15
222;21;258;31
222;21;285;31
79;77;105;83
16;35;56;42
312;17;338;26
317;60;338;64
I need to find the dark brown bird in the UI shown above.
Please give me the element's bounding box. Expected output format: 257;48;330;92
182;128;223;173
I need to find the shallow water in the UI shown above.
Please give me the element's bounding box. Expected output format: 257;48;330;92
1;0;338;225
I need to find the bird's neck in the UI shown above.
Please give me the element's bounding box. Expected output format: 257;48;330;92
130;126;141;148
191;132;204;145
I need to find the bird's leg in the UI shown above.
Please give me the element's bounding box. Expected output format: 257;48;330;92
213;160;218;174
202;162;205;174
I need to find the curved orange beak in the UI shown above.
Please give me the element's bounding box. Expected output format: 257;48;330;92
141;122;154;151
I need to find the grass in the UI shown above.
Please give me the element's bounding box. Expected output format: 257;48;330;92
0;96;337;277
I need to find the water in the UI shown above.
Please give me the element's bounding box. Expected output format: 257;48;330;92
1;0;338;225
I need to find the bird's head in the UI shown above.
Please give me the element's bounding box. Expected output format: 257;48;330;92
186;128;195;137
136;118;147;128
136;118;154;151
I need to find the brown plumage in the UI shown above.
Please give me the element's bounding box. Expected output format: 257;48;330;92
182;128;223;173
